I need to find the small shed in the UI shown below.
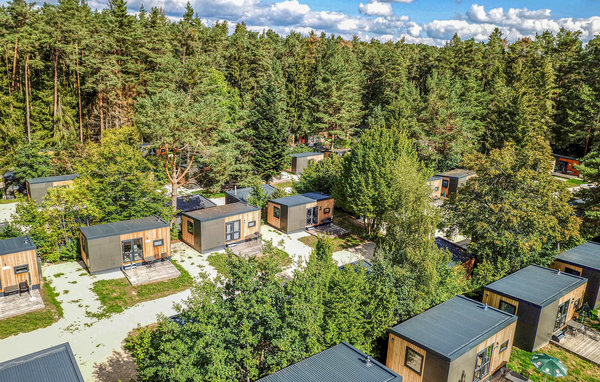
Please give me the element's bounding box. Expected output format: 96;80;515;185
225;184;278;205
435;237;475;277
258;342;402;382
387;295;517;382
553;154;580;176
0;343;84;382
551;241;600;309
290;152;324;175
26;174;79;203
79;216;171;274
483;265;587;352
181;202;261;253
435;169;475;197
0;235;41;297
427;176;443;199
267;192;334;234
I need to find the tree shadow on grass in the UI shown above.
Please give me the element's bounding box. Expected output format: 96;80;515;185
93;350;137;382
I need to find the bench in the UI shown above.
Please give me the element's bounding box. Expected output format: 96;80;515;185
3;285;18;296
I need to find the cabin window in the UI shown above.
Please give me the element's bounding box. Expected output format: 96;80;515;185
442;179;449;188
473;345;493;381
323;207;331;214
225;220;241;242
187;221;194;234
434;187;439;191
248;221;256;228
499;340;509;353
499;300;517;315
554;300;570;331
153;239;164;247
574;298;581;309
14;265;29;274
404;347;423;375
564;267;581;276
273;206;280;219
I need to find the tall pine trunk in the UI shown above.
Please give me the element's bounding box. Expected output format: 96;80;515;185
24;54;31;143
99;92;104;139
76;43;83;144
11;39;18;93
53;47;58;132
171;154;178;224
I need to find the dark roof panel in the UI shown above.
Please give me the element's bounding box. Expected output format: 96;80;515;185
80;216;169;240
436;169;474;179
258;342;402;382
175;194;216;214
435;237;474;266
182;202;260;222
555;242;600;272
225;185;278;204
484;265;587;307
0;343;84;382
300;192;332;201
270;194;315;207
390;295;516;361
0;235;36;256
289;152;324;158
26;174;79;185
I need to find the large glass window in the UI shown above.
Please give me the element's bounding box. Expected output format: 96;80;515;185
226;220;241;242
473;345;493;382
404;347;423;375
499;300;517;315
273;206;280;218
187;221;194;234
554;300;570;331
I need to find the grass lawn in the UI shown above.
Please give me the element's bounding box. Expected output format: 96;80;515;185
333;209;372;240
208;247;292;277
196;191;225;198
565;179;585;187
508;345;600;381
89;261;192;319
273;180;294;190
0;199;17;204
297;233;366;252
583;308;600;332
0;279;63;339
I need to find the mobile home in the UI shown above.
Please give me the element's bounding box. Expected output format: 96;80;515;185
553;154;580;177
225;184;278;205
26;174;79;203
435;169;475;197
267;192;333;234
290;152;324;175
0;235;41;297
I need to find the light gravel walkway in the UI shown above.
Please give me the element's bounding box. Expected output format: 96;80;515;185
0;201;17;223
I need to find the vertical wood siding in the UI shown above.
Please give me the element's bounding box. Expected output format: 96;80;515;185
119;227;171;263
0;250;40;291
483;291;520;314
386;333;427;382
267;202;281;229
181;215;195;247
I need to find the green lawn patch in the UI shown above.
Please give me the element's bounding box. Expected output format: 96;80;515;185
273;180;294;190
332;209;372;240
194;190;225;198
297;233;366;252
566;179;585;187
583;308;600;332
0;279;63;339
89;261;192;319
0;199;17;204
508;344;600;381
208;246;292;278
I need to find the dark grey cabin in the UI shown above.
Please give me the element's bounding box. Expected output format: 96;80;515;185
387;295;517;382
0;343;84;382
267;192;334;234
552;241;600;308
258;342;402;382
225;184;278;205
181;203;261;253
26;174;79;203
290;152;324;175
435;169;475;197
79;217;171;274
483;265;587;351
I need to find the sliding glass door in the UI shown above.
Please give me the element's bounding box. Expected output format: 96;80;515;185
122;238;144;266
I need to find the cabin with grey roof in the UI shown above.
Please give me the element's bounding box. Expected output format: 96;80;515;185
0;343;84;382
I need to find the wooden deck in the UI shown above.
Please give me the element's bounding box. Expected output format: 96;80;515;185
227;239;262;257
123;260;181;286
552;325;600;366
0;289;45;320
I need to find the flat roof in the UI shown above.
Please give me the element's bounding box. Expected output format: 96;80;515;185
0;343;84;382
390;295;516;361
484;265;587;308
428;176;442;181
182;202;260;222
436;169;474;179
555;242;600;272
270;192;332;207
553;154;579;161
175;194;216;214
225;184;278;204
435;237;474;266
289;152;324;158
257;342;402;382
0;235;36;256
80;216;169;240
26;174;79;185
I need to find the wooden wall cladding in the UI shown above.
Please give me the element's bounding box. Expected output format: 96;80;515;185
0;250;40;291
386;333;427;382
120;226;171;261
267;202;281;229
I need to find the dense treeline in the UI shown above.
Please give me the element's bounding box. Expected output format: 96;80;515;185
2;0;600;178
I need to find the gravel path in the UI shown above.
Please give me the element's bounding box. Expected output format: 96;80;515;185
0;202;17;223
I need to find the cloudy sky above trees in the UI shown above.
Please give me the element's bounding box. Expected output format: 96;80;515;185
26;0;600;44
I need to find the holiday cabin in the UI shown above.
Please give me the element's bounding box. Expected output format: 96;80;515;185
435;169;475;197
553;154;580;177
0;236;41;297
267;192;334;234
26;174;79;203
290;152;324;175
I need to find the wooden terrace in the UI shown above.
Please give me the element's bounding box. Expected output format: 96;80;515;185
0;289;45;320
552;322;600;366
123;260;180;286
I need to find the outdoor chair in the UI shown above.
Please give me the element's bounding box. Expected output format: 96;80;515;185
18;281;29;297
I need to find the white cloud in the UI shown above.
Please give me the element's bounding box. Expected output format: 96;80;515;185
359;1;394;17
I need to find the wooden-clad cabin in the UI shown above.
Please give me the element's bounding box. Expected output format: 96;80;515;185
290;152;324;175
267;192;334;234
551;241;600;309
387;295;517;382
26;174;79;203
483;265;587;352
553;154;580;176
181;202;261;253
435;169;475;197
225;184;278;206
0;235;41;296
427;176;443;199
79;216;171;274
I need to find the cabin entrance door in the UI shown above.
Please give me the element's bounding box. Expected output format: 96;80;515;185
122;238;144;267
225;220;241;242
306;207;318;226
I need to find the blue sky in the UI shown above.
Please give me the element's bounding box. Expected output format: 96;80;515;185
6;0;600;45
